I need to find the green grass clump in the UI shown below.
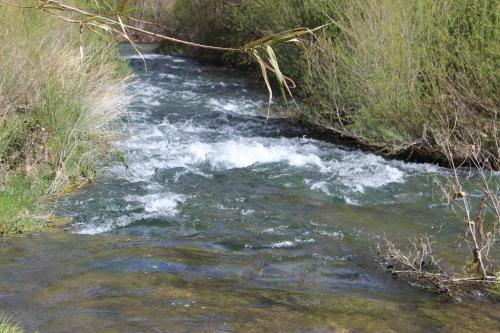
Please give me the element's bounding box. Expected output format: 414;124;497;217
0;314;23;333
0;3;129;234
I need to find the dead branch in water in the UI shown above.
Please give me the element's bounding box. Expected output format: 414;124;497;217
378;238;499;297
380;115;500;295
434;128;500;280
378;238;452;294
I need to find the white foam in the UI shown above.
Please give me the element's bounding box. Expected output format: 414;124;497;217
310;181;332;196
317;231;343;239
307;150;434;194
268;237;315;249
131;81;167;106
344;196;360;206
123;54;186;62
181;138;324;171
129;193;186;216
140;135;422;194
75;192;187;235
182;81;199;88
295;238;315;244
172;57;187;63
208;98;263;116
122;53;167;60
119;115;439;195
262;225;288;235
322;153;406;192
158;73;180;80
241;209;255;216
77;215;136;235
208;98;239;112
269;241;295;249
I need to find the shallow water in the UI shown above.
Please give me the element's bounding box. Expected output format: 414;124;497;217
0;51;499;332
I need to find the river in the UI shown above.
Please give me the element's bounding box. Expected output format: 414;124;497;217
0;49;498;332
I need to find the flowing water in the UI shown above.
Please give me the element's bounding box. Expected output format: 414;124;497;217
0;50;499;332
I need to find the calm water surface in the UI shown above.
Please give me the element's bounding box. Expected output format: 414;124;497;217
0;51;499;332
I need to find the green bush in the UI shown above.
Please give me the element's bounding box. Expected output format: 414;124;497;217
300;0;499;164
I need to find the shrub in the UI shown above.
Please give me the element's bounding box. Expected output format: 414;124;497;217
300;0;499;165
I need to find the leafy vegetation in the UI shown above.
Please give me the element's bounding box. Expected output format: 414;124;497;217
301;0;498;166
12;1;320;122
0;2;129;234
171;0;332;77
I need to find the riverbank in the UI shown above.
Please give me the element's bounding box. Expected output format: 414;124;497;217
0;5;129;234
156;0;498;169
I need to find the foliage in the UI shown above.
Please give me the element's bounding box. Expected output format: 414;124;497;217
300;0;499;166
10;1;321;120
0;1;129;234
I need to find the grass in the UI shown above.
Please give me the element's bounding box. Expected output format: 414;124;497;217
0;3;129;234
0;314;23;333
490;281;500;298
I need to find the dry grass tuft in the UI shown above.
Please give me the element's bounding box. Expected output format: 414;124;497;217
0;2;129;233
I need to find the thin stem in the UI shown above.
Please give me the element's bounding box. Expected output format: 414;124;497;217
44;0;243;52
